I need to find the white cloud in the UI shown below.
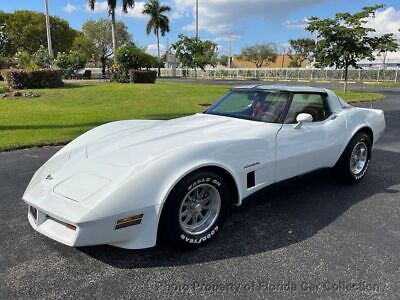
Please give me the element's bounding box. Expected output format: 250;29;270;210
286;7;400;36
86;1;146;19
364;7;400;38
119;2;146;19
214;34;242;42
172;0;330;35
146;43;166;56
63;3;78;13
285;18;309;29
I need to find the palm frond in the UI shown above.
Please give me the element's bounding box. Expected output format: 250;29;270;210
88;0;96;10
159;5;171;13
122;0;135;13
146;21;154;36
159;15;170;36
142;5;152;15
108;0;117;11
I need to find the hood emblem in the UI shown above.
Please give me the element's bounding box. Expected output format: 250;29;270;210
45;174;53;180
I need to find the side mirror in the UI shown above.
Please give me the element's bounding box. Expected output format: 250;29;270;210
294;113;313;129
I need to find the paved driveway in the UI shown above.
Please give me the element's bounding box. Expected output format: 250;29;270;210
1;89;399;299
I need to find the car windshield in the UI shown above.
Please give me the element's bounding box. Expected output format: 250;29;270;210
205;90;290;123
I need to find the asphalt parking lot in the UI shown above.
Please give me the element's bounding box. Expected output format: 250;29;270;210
1;84;399;299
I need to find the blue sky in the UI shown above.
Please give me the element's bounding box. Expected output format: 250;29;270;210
2;0;400;56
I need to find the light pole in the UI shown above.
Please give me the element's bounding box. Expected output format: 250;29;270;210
44;0;53;58
312;30;318;68
228;31;232;69
195;0;199;39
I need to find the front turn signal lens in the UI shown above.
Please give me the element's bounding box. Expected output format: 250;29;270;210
115;214;144;230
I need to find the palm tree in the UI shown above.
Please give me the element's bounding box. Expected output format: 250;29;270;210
142;0;171;77
88;0;135;63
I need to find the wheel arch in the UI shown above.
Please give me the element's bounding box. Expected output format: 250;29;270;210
355;126;374;145
335;126;374;167
195;165;240;206
161;164;240;209
156;164;240;242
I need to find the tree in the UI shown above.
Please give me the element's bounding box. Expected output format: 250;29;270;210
0;11;10;57
87;0;135;63
0;23;7;57
0;10;78;56
72;34;96;62
306;5;393;92
172;34;218;79
142;0;171;77
239;44;277;68
82;18;132;75
218;55;229;67
288;38;315;67
375;33;399;71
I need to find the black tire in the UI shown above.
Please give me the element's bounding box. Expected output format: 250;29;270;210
335;132;372;184
160;170;230;249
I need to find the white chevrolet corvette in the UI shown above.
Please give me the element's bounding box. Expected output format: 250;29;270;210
23;85;386;249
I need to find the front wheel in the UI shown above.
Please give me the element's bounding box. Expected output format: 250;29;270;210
161;171;230;248
335;132;372;184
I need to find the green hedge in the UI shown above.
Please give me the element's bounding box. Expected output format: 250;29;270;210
129;70;157;84
1;69;63;89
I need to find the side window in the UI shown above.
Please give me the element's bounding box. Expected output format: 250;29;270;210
284;93;331;124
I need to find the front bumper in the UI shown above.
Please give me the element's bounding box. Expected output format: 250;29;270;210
24;186;160;249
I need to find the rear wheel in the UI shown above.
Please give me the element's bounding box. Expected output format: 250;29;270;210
335;132;372;184
161;170;230;248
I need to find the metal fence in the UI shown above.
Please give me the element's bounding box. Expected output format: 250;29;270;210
158;68;400;82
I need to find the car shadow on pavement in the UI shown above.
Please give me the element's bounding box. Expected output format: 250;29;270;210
77;148;399;269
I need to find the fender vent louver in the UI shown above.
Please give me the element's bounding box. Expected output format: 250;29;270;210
247;171;256;188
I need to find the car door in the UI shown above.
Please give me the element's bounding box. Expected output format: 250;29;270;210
276;92;346;182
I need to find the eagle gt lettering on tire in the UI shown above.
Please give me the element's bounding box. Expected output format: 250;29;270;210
161;170;230;248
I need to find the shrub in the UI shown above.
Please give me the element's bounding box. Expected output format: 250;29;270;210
14;50;35;69
14;46;54;70
0;56;13;69
129;70;157;84
2;69;63;89
55;50;87;79
32;45;53;68
110;64;128;83
115;44;145;71
114;44;158;82
111;70;130;83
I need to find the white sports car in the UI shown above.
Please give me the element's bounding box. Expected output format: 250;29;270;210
23;85;386;249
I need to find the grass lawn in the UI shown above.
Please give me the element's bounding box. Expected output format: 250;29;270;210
0;81;384;151
364;82;400;88
335;90;384;102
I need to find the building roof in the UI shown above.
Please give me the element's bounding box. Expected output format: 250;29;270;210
232;55;307;69
233;84;326;93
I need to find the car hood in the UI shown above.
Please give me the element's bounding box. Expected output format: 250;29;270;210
85;113;264;166
24;113;280;208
